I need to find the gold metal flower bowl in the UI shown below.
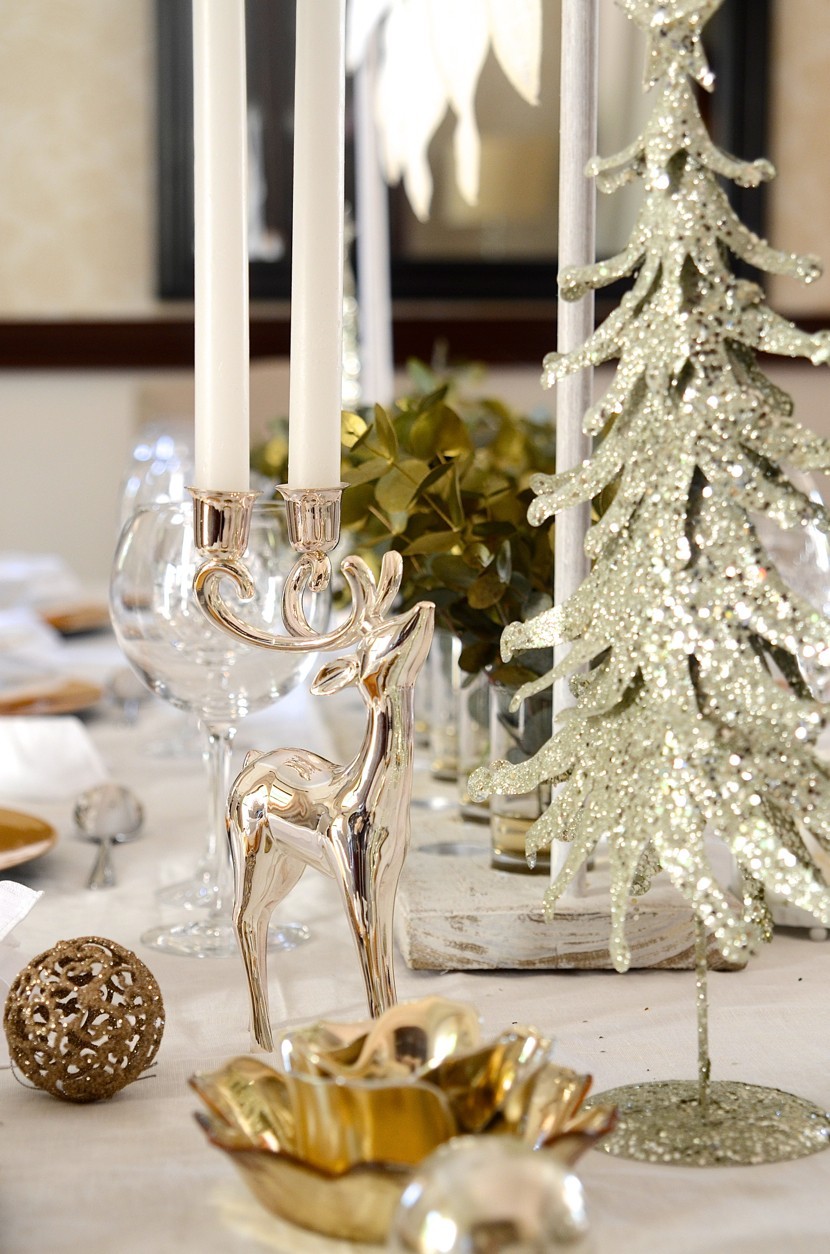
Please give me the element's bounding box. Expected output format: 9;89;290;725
191;997;616;1244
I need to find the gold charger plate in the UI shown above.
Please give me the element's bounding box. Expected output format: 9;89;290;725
0;678;103;717
0;808;57;872
40;602;111;636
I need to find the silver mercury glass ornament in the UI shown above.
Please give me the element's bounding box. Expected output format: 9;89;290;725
387;1136;591;1253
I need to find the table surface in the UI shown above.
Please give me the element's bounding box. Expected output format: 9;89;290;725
2;627;830;1254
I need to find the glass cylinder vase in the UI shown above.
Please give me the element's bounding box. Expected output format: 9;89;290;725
429;629;461;780
489;682;551;874
457;669;491;820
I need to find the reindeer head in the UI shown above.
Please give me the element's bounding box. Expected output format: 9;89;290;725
310;552;435;701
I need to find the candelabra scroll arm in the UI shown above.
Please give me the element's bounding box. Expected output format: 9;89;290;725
193;553;375;654
278;548;402;643
190;485;406;654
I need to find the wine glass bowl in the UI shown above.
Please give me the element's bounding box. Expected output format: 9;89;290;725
110;499;330;956
113;505;314;720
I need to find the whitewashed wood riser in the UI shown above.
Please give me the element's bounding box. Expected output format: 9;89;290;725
397;802;746;972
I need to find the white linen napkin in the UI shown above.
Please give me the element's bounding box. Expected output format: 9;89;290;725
0;881;42;1068
0;716;107;803
0;552;81;611
0;606;62;653
0;880;41;942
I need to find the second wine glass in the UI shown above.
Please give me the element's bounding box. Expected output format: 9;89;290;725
110;499;330;957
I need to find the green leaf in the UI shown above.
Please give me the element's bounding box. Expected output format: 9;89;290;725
471;519;514;540
375;459;431;512
408;410;441;460
458;640;495;674
488;661;543;689
341;411;369;449
373;404;398;460
430;554;478;590
387;510;410;536
343;456;390;487
340;482;378;529
468;565;507;609
410;406;473;460
412;384;450;414
403;530;461;556
491;424;527;464
416;460;458;498
446;466;466;528
462;542;491;570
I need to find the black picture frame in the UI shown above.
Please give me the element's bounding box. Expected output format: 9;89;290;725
156;0;771;306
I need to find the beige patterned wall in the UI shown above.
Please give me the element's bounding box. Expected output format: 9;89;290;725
0;0;156;315
769;0;830;316
0;1;828;319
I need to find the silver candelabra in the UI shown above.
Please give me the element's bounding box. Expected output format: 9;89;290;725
190;485;434;1051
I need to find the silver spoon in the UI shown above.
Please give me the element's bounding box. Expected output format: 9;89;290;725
74;783;144;890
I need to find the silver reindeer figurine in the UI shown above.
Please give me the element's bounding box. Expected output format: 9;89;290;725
225;552;434;1053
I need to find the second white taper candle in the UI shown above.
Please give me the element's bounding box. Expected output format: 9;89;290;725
287;0;346;489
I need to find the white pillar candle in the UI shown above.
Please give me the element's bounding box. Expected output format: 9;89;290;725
287;0;346;489
192;0;250;491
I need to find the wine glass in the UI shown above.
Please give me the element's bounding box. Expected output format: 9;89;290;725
110;499;330;957
116;421;201;761
118;419;193;528
115;420;276;767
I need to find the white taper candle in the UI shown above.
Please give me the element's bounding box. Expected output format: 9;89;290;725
192;0;250;491
287;0;346;489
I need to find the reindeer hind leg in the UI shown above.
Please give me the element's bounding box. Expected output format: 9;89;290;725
230;812;306;1052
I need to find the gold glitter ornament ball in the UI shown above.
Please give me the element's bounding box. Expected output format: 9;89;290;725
3;936;165;1103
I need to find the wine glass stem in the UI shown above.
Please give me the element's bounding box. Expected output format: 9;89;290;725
202;722;236;918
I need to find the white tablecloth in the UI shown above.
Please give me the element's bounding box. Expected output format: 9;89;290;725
2;629;830;1254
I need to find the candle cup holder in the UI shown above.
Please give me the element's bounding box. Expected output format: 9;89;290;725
189;485;435;1051
190;488;261;557
277;484;344;591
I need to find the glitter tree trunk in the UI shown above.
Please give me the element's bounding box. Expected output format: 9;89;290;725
471;0;830;1164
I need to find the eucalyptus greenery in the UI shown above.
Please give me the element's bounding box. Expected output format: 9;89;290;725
251;363;557;682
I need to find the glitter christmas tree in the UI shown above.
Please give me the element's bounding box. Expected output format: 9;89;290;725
470;0;830;1164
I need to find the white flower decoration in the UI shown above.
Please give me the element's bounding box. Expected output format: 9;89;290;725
347;0;542;221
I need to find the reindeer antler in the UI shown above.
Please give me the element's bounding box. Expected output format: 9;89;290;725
194;548;404;655
366;551;403;624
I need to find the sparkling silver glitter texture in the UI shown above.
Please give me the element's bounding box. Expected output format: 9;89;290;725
470;0;830;974
589;1081;830;1166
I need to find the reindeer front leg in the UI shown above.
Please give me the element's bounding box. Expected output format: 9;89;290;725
233;878;272;1052
366;821;410;1014
328;814;408;1017
228;772;305;1052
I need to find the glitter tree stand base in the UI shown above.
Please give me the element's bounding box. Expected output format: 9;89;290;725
471;0;830;1165
589;918;830;1165
594;1082;830;1167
